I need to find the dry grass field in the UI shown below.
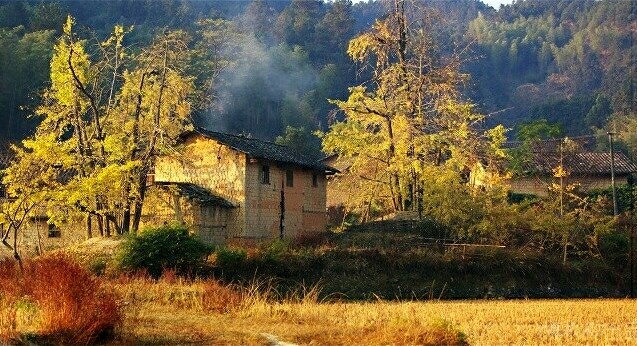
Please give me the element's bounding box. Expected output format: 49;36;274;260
111;278;637;346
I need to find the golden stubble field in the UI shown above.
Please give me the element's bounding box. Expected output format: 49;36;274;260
112;279;637;345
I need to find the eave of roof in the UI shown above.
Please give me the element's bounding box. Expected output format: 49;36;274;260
155;182;235;208
519;151;637;175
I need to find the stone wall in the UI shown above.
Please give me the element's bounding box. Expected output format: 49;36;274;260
154;135;246;239
140;186;231;245
0;218;86;258
509;175;629;196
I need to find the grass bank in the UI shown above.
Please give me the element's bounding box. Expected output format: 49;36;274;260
212;243;628;300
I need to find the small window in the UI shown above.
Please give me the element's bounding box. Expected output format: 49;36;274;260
312;173;318;187
286;169;293;187
261;165;270;184
48;224;61;238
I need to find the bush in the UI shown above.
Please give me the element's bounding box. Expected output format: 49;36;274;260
118;224;213;278
260;238;291;262
201;280;243;313
0;255;121;345
292;231;329;248
215;247;248;268
598;230;629;268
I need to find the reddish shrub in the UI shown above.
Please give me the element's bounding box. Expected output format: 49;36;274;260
201;279;243;313
160;268;178;284
0;258;21;343
0;255;121;344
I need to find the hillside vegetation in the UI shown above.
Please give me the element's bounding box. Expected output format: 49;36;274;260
0;0;634;149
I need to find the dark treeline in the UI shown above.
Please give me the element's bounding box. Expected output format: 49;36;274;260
0;0;634;153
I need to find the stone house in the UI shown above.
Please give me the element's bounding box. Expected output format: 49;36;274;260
144;128;337;245
0;141;85;256
0;128;336;255
504;151;637;196
470;138;637;196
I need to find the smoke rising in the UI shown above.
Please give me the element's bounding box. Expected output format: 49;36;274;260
204;34;320;140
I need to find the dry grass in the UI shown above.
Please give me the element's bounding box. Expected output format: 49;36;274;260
110;277;636;345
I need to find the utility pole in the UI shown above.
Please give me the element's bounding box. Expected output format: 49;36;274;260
559;139;564;218
608;131;618;216
560;138;566;264
631;221;635;298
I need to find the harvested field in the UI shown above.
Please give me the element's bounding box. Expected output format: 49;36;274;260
111;278;637;345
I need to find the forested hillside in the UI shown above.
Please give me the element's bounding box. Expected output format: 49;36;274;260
0;0;634;155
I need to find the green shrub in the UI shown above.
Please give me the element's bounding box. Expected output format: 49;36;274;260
598;230;629;268
88;258;108;276
215;247;248;268
117;224;212;278
261;238;291;262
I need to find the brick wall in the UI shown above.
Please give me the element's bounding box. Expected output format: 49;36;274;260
244;162;327;240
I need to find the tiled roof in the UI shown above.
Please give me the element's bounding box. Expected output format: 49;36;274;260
320;153;355;173
523;151;637;175
155;182;235;208
188;128;338;173
505;137;637;175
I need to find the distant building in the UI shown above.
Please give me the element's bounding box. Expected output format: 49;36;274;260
471;138;637;196
145;128;337;245
0;141;85;256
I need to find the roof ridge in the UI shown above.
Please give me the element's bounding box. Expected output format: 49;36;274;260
194;127;317;160
195;127;290;148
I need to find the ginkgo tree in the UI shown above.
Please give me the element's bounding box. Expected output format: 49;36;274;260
1;15;225;248
0;137;65;265
321;0;506;221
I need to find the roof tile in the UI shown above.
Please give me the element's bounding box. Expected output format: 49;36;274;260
155;182;235;208
190;128;337;173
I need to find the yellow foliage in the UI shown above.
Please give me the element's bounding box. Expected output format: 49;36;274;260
324;10;507;218
552;164;568;178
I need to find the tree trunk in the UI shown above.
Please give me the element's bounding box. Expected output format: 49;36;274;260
97;215;104;237
386;118;403;211
562;234;568;264
121;205;131;234
12;226;22;270
131;183;146;234
132;43;168;233
394;0;407;65
86;214;93;238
